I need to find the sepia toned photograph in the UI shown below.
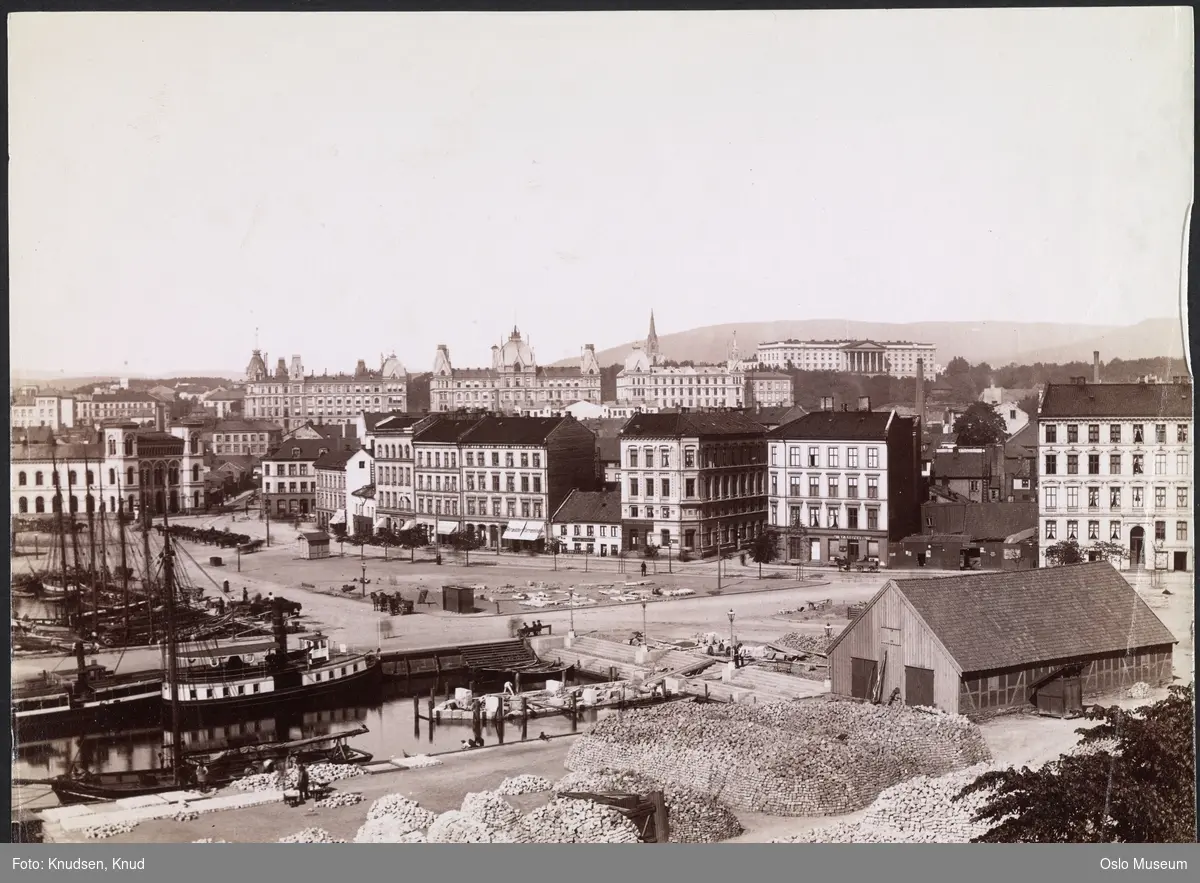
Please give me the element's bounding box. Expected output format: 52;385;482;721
8;8;1195;848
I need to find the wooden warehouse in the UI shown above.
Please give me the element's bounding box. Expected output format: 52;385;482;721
827;562;1177;718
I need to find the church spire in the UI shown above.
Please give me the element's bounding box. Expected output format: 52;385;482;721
646;310;661;365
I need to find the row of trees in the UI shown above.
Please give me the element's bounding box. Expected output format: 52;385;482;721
327;521;491;562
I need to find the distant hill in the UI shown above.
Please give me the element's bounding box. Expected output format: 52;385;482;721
11;370;242;390
554;318;1186;370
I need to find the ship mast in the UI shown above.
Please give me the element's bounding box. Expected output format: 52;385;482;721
67;469;85;627
141;481;156;642
52;456;70;628
161;478;183;784
116;477;130;644
85;457;100;636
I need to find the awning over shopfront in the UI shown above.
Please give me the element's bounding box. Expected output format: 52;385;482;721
400;518;417;532
503;520;546;541
436;521;460;536
329;509;346;525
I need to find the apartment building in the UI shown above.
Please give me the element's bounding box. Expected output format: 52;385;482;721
11;390;76;430
745;371;795;408
1038;378;1193;571
314;449;356;529
261;438;352;518
205;419;282;457
372;414;433;533
551;489;623;557
619;411;768;556
766;402;921;567
753;339;937;379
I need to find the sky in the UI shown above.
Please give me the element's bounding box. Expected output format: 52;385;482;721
9;8;1194;378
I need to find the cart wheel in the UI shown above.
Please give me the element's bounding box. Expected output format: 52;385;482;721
244;766;256;777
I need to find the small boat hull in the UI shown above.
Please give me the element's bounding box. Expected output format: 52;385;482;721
49;770;190;806
12;681;164;739
166;658;382;719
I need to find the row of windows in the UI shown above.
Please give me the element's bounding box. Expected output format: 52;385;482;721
264;463;310;476
415;450;545;469
1044;485;1189;510
627;473;766;500
1044;519;1188;542
16;465;200;488
460;473;544;493
376;444;412;460
1045;452;1190;476
558;524;621;537
378;492;412;510
377;466;413;486
769;474;881;499
626;521;762;548
15;492;198;515
264;481;312;493
772;445;881;469
1044;422;1188;444
418;497;547;519
627;445;762;469
771;502;881;531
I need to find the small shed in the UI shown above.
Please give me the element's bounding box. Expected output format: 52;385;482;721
297;530;331;560
442;584;476;614
826;562;1177;718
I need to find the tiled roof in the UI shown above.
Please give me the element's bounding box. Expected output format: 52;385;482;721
12;427;56;444
89;391;159;403
414;417;484;444
1039;381;1192;419
844;563;1178;674
211;419;280;433
578;418;631;439
313;449;357;470
1005;422;1038;454
597;437;621;462
207;388;246;400
749;372;792;380
11;442;103;462
921;501;1037;541
265;439;338;461
361;411;412;432
459;416;582;446
769;410;893;440
373;414;426;433
351;484;376;499
744;405;808;427
932;450;988;479
621;412;768;439
551;489;623;525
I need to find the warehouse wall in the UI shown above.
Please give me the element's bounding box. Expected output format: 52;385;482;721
828;583;960;711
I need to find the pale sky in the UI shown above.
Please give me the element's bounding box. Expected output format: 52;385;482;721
9;8;1194;377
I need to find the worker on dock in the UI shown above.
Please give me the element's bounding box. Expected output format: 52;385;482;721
296;762;310;803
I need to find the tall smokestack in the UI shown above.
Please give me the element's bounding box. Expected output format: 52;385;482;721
915;359;926;419
1093;351;1101;384
155;402;165;433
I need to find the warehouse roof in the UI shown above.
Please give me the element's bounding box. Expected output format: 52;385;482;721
459;416;585;446
1039;381;1192;419
932;449;988;479
831;563;1177;674
551;489;622;525
621;412;767;438
770;410;894;440
313;449;357;470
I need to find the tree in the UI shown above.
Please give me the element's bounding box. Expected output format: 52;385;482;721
397;526;424;563
953;402;1009;446
1044;539;1084;567
946;356;971;375
955;685;1195;843
749;531;778;578
448;529;484;564
1088;540;1128;565
642;544;660;559
375;527;398;561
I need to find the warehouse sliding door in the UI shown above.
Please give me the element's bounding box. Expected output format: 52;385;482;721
850;657;878;700
905;666;935;708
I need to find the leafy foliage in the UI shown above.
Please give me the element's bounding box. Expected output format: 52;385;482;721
1043;539;1084;567
953;402;1009;446
749;532;778;576
1088;541;1128;564
642;544;660;560
956;685;1195;843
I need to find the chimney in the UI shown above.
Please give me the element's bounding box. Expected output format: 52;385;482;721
820;395;834;412
915;358;926;418
355;359;368;377
585;343;595;352
291;355;302;378
1093;351;1101;384
857;396;871;412
155;403;166;433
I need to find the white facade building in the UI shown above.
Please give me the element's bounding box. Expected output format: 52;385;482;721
753;339;936;379
1038;379;1193;572
11;391;76;431
617;314;747;409
551;489;623;557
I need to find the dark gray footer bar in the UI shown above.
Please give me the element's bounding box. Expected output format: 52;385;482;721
4;844;1198;882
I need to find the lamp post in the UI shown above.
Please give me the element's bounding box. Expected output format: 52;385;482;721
641;599;647;645
727;609;735;662
667;538;673;574
568;590;575;636
361;560;367;597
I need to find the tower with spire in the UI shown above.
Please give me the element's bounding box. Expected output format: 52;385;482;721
646;310;661;366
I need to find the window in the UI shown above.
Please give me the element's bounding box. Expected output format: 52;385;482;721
1177;453;1190;475
685;478;696;498
1044;454;1057;475
847;476;859;498
18;472;26;486
1109;454;1121;475
1177;424;1188;443
867;447;879;469
1066;520;1078;540
1067;425;1078;443
1155;486;1167;509
1110;487;1121;510
505;453;514;468
1045;425;1057;443
847;448;859;468
866;508;878;530
867;476;879;499
1045;487;1057;509
533;476;542;493
1178;487;1189;509
645;449;654;468
828;479;839;498
809;477;820;497
1088;454;1100;475
492;475;500;492
1066;487;1079;510
1155;521;1167;541
807;446;819;467
1110;424;1122;443
1066;455;1078;474
788;447;801;467
629;528;639;546
809;508;820;528
1045;520;1057;540
573;524;581;536
827;447;839;468
1087;520;1099;540
520;453;529;468
520;475;529;493
661;479;670;497
1087;487;1099;509
661;449;670;468
1087;424;1100;443
847;508;859;529
1110;520;1121;540
789;505;802;526
1155;453;1167;474
969;480;980;493
1156;424;1167;444
644;479;654;498
827;507;840;529
1132;455;1144;475
1177;521;1188;541
506;475;515;493
1132;486;1144;508
491;452;500;467
630;505;639;519
1133;424;1144;443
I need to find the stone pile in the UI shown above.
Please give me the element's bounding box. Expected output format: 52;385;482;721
364;794;437;833
496;774;553;795
316;791;363;809
303;763;366;785
461;791;523;831
192;838;228;843
279;828;345;843
1126;682;1152;699
566;699;991;817
81;821;137;839
232;771;286;792
427;810;513;843
354;817;430;843
172;810;201;822
553;769;743;843
777;632;833;654
515;798;642;843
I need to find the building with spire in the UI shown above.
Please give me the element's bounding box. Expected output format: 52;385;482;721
616;313;748;409
429;327;602;414
242;349;408;433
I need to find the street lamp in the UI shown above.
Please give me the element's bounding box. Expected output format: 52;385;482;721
727;609;735;662
568;589;575;636
641;599;647;645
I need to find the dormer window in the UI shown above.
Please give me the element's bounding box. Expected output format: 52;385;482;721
292;447;301;457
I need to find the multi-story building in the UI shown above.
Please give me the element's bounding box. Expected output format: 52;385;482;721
202;388;245;419
12;440;105;517
372;414;434;533
345;448;376;536
454;416;597;551
243;351;408;432
1038;378;1193;572
75;391;162;426
204;419;282;457
261;438;351;519
551;489;623;557
314;448;356;529
619;412;768;557
617;314;747;409
430;327;602;413
412;417;479;539
766;403;922;567
752;339;936;379
745;371;795;408
11;389;76;430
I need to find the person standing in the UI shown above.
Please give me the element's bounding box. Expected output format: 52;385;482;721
297;762;310;804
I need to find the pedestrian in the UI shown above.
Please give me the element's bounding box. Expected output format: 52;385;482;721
297;762;310;803
640;561;647;577
196;764;210;792
242;587;249;603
